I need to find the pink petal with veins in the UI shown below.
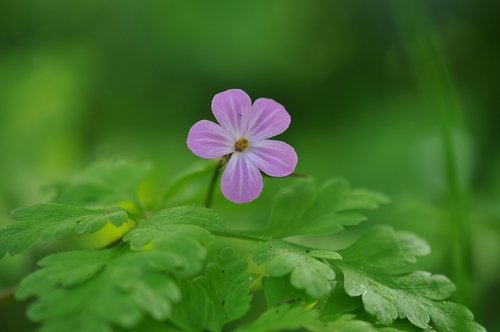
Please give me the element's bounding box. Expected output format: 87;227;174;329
221;153;263;204
249;139;297;177
211;89;252;138
187;120;234;158
247;98;291;140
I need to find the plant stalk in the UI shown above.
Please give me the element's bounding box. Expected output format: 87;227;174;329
204;158;226;208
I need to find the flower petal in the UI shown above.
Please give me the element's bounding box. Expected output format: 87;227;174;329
249;140;297;177
211;89;252;138
187;120;234;158
221;153;263;204
246;98;291;140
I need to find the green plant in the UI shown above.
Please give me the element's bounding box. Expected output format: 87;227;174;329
0;160;485;331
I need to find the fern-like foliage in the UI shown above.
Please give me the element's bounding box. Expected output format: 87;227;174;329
0;161;484;332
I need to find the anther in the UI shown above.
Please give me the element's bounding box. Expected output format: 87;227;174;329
235;137;249;152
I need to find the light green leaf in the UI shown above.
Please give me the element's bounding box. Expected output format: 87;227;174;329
235;305;319;332
167;281;212;332
136;206;224;232
123;206;221;275
196;248;253;331
162;160;217;205
235;307;414;332
16;244;185;332
117;317;183;332
253;241;338;298
0;203;128;257
334;226;485;332
171;248;254;332
265;178;317;236
262;178;389;238
53;160;151;206
320;283;363;318
338;226;430;273
262;276;313;308
426;301;485;332
310;314;419;332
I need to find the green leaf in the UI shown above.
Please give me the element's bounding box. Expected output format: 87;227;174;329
53;160;151;206
162;160;217;205
253;241;340;298
15;244;184;332
235;305;319;332
0;203;128;257
133;206;224;233
320;283;363;318
171;248;254;332
265;178;317;236
167;281;212;332
117;317;183;332
238;309;419;332
198;248;253;330
262;178;389;238
14;206;219;332
428;301;485;332
333;226;485;332
310;314;419;332
262;276;313;308
338;226;430;274
123;206;222;275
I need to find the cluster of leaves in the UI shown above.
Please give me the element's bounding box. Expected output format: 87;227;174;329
0;160;485;332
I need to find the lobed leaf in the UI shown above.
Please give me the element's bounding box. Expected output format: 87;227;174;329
253;241;340;298
338;226;430;274
262;275;313;308
333;226;485;331
53;160;151;206
0;203;128;257
238;307;418;332
170;248;254;332
15;206;220;332
123;206;222;275
261;178;389;238
16;245;184;332
310;314;419;332
235;304;319;332
162;160;217;205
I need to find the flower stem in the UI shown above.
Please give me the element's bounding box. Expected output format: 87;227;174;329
204;158;225;208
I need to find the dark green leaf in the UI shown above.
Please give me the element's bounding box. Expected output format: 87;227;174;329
310;313;419;332
235;305;319;332
0;203;128;257
262;178;389;238
16;245;184;332
162;160;217;205
333;226;484;331
167;281;212;332
123;206;221;275
53;160;151;206
197;248;253;330
262;276;313;308
253;241;340;298
339;226;430;274
171;248;254;332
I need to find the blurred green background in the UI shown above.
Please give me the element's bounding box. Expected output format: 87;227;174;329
0;0;499;330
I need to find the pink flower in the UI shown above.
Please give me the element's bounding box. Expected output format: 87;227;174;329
187;89;298;204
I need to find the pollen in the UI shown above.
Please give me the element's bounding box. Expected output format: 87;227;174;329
235;137;249;152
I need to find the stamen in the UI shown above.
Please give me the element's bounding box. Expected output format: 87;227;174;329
235;137;249;152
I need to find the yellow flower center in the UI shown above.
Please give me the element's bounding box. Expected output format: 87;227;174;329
235;137;249;152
